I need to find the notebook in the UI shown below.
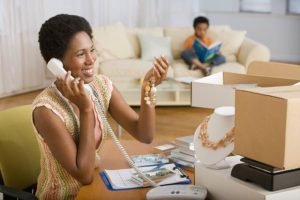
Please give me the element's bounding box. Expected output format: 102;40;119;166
100;163;191;191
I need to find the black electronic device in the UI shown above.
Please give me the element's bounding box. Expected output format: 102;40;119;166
231;157;300;191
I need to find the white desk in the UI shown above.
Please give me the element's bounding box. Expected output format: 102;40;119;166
195;156;300;200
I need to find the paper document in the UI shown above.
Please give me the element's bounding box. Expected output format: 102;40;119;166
101;163;191;190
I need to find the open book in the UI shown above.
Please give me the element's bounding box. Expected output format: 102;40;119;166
192;39;222;63
100;163;191;190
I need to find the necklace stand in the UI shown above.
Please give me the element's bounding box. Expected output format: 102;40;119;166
194;106;235;169
206;159;231;170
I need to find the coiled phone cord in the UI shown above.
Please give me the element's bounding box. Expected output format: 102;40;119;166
91;89;159;187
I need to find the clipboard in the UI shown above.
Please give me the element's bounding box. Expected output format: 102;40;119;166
100;163;191;191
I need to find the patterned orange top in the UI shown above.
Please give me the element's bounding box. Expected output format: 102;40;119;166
183;35;213;49
32;75;113;200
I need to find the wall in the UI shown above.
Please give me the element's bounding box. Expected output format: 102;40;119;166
198;0;300;63
0;0;299;97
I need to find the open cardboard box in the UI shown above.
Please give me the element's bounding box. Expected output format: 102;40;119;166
235;85;300;169
191;61;300;108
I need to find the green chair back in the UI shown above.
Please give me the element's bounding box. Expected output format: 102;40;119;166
0;105;40;189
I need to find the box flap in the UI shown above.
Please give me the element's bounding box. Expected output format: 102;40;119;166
247;61;300;80
193;72;224;84
223;72;299;87
238;85;300;99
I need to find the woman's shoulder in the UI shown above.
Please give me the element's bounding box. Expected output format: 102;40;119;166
33;87;56;102
32;86;65;110
92;74;112;86
91;74;113;94
91;75;114;109
32;86;70;123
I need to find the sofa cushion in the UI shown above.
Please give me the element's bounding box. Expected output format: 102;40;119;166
172;59;245;78
127;27;164;58
211;62;246;74
138;34;173;61
93;23;135;61
98;59;174;80
172;59;204;78
208;29;246;62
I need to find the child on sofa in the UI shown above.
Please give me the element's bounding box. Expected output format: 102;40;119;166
181;16;225;76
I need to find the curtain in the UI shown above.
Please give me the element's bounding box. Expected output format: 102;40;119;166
0;0;201;97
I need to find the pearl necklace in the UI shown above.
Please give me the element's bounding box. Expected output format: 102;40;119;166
198;116;235;150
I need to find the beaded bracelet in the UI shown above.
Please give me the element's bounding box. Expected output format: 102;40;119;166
144;76;156;106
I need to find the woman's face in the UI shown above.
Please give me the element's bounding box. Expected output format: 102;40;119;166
62;31;97;84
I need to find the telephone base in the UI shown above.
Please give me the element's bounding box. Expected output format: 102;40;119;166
146;184;207;200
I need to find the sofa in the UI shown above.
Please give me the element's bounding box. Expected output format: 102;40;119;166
92;23;270;105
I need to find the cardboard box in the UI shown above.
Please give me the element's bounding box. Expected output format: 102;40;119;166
247;61;300;80
191;72;299;108
235;85;300;169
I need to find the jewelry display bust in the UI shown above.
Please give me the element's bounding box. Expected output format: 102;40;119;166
194;106;235;169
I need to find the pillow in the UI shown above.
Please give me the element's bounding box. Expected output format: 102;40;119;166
164;27;194;59
93;23;135;61
208;29;246;61
138;34;173;62
208;25;231;34
127;27;164;58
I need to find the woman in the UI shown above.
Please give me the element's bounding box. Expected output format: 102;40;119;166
33;14;169;199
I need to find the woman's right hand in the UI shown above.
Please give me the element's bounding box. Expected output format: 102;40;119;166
55;71;92;112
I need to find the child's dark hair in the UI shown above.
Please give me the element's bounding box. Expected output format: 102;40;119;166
193;16;209;28
38;14;93;62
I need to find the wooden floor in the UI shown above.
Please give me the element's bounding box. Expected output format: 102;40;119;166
0;90;212;142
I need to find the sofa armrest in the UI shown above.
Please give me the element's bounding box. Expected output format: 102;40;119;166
237;38;271;71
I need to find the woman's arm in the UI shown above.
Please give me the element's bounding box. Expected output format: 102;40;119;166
33;72;96;185
108;56;169;143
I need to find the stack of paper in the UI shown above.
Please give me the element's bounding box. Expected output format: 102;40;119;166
169;135;196;171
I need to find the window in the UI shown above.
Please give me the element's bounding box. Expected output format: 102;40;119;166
288;0;300;14
240;0;271;13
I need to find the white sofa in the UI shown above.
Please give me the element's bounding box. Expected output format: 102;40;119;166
92;23;270;105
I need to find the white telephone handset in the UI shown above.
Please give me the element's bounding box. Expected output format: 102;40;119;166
47;58;158;187
47;58;92;94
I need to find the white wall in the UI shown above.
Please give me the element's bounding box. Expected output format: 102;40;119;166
0;0;299;97
198;0;300;63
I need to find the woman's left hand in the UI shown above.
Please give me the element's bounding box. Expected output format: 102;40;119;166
143;55;170;87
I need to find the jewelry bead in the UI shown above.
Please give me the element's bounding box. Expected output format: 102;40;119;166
145;85;151;92
150;86;157;94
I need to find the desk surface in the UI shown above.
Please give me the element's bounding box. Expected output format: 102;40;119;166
76;139;194;200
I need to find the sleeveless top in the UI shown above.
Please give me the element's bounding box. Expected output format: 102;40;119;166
32;75;113;200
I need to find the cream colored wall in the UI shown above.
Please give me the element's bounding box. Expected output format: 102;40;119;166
198;0;300;63
207;13;300;63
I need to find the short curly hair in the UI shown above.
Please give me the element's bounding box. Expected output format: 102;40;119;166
38;14;93;62
193;16;209;28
